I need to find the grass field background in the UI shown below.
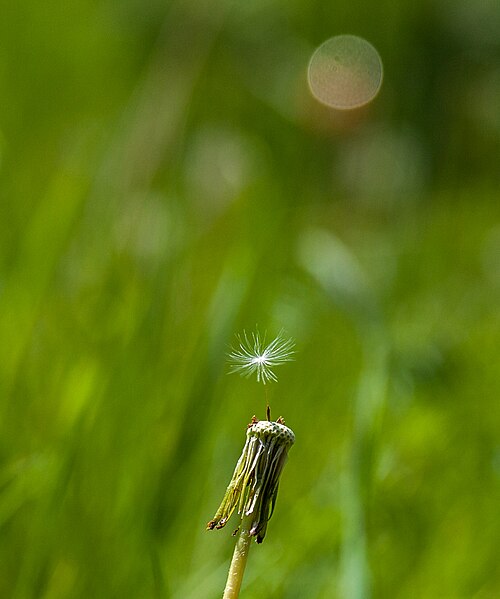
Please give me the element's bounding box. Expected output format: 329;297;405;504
1;1;499;597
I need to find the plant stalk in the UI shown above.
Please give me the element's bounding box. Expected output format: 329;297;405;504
222;513;254;598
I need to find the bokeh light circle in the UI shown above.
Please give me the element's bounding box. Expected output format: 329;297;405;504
308;35;383;109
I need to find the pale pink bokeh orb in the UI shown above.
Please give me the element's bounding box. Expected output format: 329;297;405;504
308;35;383;109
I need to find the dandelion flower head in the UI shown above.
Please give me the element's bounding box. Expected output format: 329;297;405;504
228;329;295;384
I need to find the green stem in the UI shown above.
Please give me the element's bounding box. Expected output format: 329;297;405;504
222;513;253;599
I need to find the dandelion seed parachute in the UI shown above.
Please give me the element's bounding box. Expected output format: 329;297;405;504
227;329;295;384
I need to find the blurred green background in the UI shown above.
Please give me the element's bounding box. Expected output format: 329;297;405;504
1;0;499;597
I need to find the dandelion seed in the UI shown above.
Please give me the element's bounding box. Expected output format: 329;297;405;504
228;329;295;384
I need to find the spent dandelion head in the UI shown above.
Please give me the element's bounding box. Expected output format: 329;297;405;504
228;329;295;384
207;417;295;543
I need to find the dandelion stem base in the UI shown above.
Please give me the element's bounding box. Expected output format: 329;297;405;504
222;513;253;599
